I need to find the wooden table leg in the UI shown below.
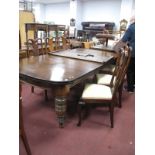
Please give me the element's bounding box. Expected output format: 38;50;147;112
53;86;70;128
55;96;67;128
105;38;108;47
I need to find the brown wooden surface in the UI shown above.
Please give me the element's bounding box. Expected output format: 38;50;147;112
20;49;113;86
49;48;113;63
91;44;115;52
96;33;115;46
19;48;113;127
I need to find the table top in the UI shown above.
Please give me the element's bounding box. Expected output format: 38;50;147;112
96;33;115;39
19;48;113;87
49;48;112;63
91;44;115;52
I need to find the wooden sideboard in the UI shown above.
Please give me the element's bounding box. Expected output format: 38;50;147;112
81;21;115;40
82;21;115;33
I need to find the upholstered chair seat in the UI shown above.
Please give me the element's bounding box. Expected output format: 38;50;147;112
82;84;113;100
96;74;116;85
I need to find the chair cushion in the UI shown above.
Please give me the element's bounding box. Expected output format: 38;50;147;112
82;84;113;100
97;74;113;85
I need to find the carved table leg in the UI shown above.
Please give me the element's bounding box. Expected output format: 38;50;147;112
53;86;69;128
55;97;67;128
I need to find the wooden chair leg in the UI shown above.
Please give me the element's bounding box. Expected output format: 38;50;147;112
77;104;82;126
118;83;123;108
31;86;34;93
109;103;114;128
44;89;48;101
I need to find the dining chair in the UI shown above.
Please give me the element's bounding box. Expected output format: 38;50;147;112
77;48;125;128
27;38;44;56
20;83;32;155
96;28;109;46
27;38;48;101
62;36;71;49
96;45;131;108
99;40;127;75
119;19;128;37
45;37;55;52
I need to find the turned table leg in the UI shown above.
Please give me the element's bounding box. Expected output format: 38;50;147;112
55;96;67;128
53;86;70;128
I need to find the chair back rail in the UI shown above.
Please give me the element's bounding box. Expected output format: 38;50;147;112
27;38;44;56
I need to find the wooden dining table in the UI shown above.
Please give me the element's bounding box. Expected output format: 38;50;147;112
19;48;113;128
91;44;115;52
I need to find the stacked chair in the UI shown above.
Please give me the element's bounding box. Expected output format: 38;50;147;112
27;38;44;56
45;36;70;53
77;44;131;128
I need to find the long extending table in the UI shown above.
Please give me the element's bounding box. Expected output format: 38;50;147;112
19;48;113;127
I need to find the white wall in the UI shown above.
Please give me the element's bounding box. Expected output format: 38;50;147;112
32;0;135;30
33;3;45;23
120;0;135;21
76;0;83;30
45;2;70;25
80;0;121;30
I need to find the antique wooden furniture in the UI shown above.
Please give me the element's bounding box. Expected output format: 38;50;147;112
82;22;115;33
20;83;32;155
20;48;113;127
45;37;54;53
69;39;83;49
81;21;115;39
25;23;48;56
62;36;71;49
91;45;114;53
95;40;128;74
48;24;66;38
96;33;115;47
25;23;48;41
45;37;61;51
77;48;126;128
27;38;44;56
119;19;128;37
25;23;66;55
45;36;70;52
97;45;131;108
